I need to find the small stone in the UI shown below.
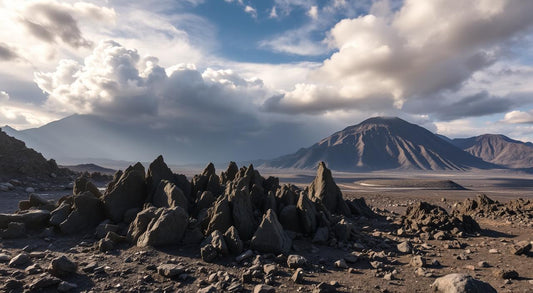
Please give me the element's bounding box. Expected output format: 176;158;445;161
25;263;42;274
493;269;519;280
157;264;185;278
477;261;489;268
8;253;31;268
397;241;413;253
30;275;61;290
198;285;218;293
313;282;337;293
254;284;276;293
512;240;531;256
57;281;78;292
25;187;35;193
409;255;426;268
48;255;77;277
236;250;253;262
383;273;394;280
334;259;348;269
292;268;304;283
488;248;499;254
263;264;278;276
0;254;10;262
287;254;308;268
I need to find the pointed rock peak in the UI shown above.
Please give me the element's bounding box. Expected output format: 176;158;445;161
227;161;238;173
202;162;216;177
148;155;172;175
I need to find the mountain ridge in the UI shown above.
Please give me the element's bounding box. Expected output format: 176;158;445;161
262;117;498;171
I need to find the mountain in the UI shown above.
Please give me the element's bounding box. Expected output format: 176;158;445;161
0;129;70;180
451;134;533;168
262;117;497;171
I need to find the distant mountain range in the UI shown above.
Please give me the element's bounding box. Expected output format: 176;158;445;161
262;117;497;171
449;134;533;169
3;115;533;172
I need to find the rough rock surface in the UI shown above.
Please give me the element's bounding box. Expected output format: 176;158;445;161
251;209;292;254
431;273;497;293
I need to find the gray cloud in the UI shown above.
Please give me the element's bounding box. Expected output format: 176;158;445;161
0;43;19;61
21;3;92;48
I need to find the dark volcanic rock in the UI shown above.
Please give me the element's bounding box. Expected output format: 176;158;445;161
308;162;351;216
60;191;104;234
103;162;147;223
152;180;189;211
403;201;480;235
229;188;257;241
137;206;188;247
251;209;291;254
48;255;77;277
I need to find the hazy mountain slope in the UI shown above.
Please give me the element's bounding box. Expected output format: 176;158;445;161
263;117;497;171
452;134;533;168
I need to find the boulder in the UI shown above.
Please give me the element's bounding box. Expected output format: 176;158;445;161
137;206;188;247
0;222;25;239
152;180;189;212
431;273;496;293
196;191;215;213
251;209;292;254
8;253;31;268
206;197;233;235
334;218;353;242
229;188;257;241
279;205;303;233
224;226;243;255
49;203;71;226
297;192;317;235
48;256;77;277
157;264;185;278
287;255;308;268
0;210;50;230
201;244;218;262
102;163;146;223
207;230;228;256
60;192;105;234
127;207;162;243
307;162;351;216
146;155;174;198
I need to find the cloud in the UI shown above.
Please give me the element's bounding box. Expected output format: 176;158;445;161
0;90;62;129
266;0;533;116
307;6;318;20
0;43;20;61
244;6;257;18
15;0;116;49
502;110;533;124
34;40;267;123
269;6;278;18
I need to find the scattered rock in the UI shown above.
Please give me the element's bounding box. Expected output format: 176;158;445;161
492;269;519;280
48;255;77;277
8;253;31;268
313;282;337;293
431;273;496;293
30;275;61;290
287;254;308;269
512;240;531;256
157;264;185;278
334;259;348;269
254;284;276;293
292;268;304;283
410;255;426;268
397;240;413;253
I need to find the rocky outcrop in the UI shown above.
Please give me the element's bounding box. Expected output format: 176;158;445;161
403;202;481;236
136;207;189;247
308;162;351;216
102;163;146;223
251;209;291;254
60;192;105;234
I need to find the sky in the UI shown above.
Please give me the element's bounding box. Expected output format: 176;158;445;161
1;0;533;159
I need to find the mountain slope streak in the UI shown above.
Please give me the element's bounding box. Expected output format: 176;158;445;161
263;117;497;171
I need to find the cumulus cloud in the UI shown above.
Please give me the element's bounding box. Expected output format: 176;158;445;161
15;0;115;48
502;110;533;124
266;0;533;116
35;40;267;125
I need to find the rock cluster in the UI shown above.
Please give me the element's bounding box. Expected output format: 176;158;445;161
1;156;378;262
454;194;533;226
402;201;481;238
